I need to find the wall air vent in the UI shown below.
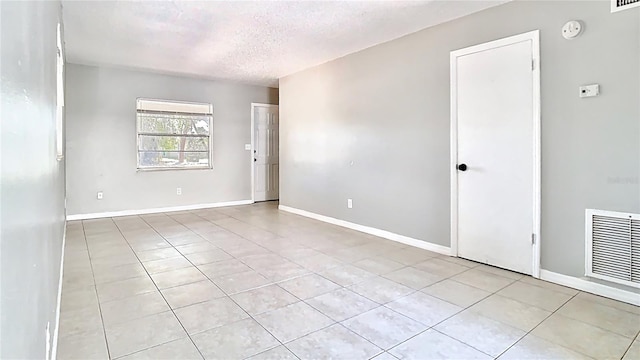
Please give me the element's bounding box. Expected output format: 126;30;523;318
612;0;640;12
586;209;640;288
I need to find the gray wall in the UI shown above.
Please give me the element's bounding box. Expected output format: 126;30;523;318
280;0;640;281
65;64;278;216
0;1;66;358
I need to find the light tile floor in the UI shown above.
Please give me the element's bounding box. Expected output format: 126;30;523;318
58;202;640;360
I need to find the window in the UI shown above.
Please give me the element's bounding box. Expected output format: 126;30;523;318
136;99;213;170
56;23;64;160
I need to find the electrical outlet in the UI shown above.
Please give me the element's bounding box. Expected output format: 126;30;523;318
245;144;251;150
347;198;353;209
579;84;599;98
97;191;103;200
176;187;182;195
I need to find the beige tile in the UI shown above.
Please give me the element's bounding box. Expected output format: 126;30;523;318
497;281;573;312
575;291;640;315
173;297;249;334
96;275;157;303
57;328;109;360
371;352;399;360
386;292;462;326
257;261;310;282
101;291;169;326
413;258;470;277
60;285;99;312
385;248;439;265
435;311;525;357
518;276;580;296
255;301;334;342
247;346;297;360
128;239;172;252
440;256;481;268
142;256;193;274
532;313;631;359
118;338;203;360
354;257;405;275
241;253;289;268
422;279;491;308
343;307;427;350
307;288;379;322
175;242;218;255
212;270;272;294
277;247;323;261
389;329;491;360
191;318;279;359
135;247;182;262
161;280;225;309
89;245;134;260
499;334;593;360
451;269;515;292
469;294;551;331
279;273;341;299
231;284;298;315
319;264;377;286
623;340;640;360
475;264;525;280
165;234;207;246
151;267;207;289
184;249;232;266
382;267;443;290
92;262;148;285
225;244;272;258
62;269;96;289
293;253;344;272
557;297;640;338
287;324;382;360
59;303;104;336
197;258;252;278
104;311;187;358
349;277;414;304
328;246;373;262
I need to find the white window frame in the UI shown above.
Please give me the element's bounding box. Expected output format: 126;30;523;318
56;22;64;161
136;98;213;171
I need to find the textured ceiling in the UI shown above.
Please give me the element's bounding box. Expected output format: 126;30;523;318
62;1;508;87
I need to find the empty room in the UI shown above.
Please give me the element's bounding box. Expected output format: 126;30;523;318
1;0;640;359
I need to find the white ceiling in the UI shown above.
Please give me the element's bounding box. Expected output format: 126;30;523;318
62;1;508;88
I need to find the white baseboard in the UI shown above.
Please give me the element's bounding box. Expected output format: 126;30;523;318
540;269;640;306
50;224;66;360
66;200;254;220
278;205;451;256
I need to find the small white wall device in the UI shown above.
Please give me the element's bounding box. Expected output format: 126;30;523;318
562;20;584;40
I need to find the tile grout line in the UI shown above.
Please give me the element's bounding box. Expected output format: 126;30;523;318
620;331;639;359
136;212;300;360
178;207;522;358
109;216;208;360
492;290;582;359
177;208;397;358
77;206;637;360
380;272;526;358
80;220;113;359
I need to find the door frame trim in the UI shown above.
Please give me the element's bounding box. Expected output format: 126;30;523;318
449;30;541;277
251;102;279;203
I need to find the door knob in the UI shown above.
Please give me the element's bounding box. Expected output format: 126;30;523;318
457;163;467;171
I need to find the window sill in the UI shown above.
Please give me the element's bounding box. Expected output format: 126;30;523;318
136;166;213;172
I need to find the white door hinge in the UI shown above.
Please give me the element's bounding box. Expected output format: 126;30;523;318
531;233;536;245
531;59;535;71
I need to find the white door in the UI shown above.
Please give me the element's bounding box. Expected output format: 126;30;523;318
253;104;279;202
451;31;540;275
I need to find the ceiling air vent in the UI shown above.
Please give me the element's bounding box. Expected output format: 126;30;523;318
612;0;640;12
586;209;640;288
